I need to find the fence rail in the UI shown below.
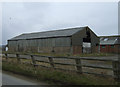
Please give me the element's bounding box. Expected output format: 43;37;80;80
2;53;120;82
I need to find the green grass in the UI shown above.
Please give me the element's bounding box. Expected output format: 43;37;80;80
73;53;114;57
2;51;115;57
2;60;118;85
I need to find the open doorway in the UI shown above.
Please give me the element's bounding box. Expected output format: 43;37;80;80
82;42;91;53
82;30;91;53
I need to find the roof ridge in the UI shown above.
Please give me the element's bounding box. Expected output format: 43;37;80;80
23;26;86;35
99;35;120;37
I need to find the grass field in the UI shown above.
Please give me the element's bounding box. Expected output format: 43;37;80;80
2;56;113;76
2;58;119;85
2;51;115;57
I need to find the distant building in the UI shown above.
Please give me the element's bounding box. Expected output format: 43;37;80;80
8;26;99;54
100;35;120;53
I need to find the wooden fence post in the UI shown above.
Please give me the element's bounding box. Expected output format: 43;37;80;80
16;54;20;63
112;61;120;82
31;55;36;67
75;58;82;74
48;57;54;68
5;53;8;61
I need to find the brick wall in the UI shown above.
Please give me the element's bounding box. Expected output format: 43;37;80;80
100;45;120;53
73;46;82;55
92;46;99;53
114;45;120;53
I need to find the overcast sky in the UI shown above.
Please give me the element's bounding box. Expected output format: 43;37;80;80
2;2;118;45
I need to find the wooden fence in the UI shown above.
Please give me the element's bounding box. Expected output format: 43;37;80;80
2;53;120;82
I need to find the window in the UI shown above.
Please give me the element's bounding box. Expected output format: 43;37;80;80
104;38;108;41
115;38;118;41
100;38;103;41
102;45;106;48
111;45;114;48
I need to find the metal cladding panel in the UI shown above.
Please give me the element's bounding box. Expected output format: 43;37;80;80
72;28;86;46
100;37;120;45
55;37;71;47
100;40;116;45
90;30;99;46
25;40;36;46
37;37;71;47
72;27;99;46
26;40;30;46
8;40;17;47
47;38;53;47
115;38;120;44
52;38;55;47
38;38;54;47
8;40;18;51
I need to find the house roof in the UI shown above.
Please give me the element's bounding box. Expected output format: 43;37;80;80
100;36;120;45
9;27;86;41
115;38;120;44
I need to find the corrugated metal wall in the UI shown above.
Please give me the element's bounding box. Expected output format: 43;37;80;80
72;28;86;46
36;37;71;47
8;27;99;54
72;27;99;54
8;40;18;51
8;37;71;52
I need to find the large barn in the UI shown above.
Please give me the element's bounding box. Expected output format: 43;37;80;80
8;26;99;54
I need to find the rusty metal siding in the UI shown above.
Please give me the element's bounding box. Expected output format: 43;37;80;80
17;40;25;51
7;27;84;52
24;39;38;47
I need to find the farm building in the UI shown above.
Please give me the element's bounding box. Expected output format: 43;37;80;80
8;26;99;54
100;35;120;53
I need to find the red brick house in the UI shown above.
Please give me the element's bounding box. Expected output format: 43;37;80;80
100;35;120;53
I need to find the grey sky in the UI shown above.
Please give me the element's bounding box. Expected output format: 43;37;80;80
2;2;118;45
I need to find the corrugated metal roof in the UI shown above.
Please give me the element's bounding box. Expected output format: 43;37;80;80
100;36;120;45
115;38;120;44
9;27;86;40
100;40;116;45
